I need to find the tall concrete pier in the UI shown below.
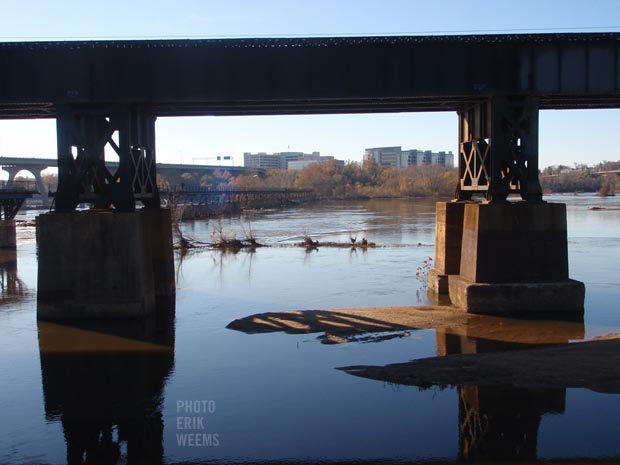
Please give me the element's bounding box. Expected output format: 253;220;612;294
36;105;174;319
429;97;585;314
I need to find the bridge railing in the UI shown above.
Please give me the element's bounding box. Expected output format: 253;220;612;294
0;179;39;193
159;184;313;194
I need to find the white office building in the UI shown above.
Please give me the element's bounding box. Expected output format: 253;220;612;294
364;146;454;169
244;151;341;170
244;151;325;169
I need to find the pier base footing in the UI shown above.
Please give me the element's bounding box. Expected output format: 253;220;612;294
428;201;585;314
448;276;585;315
427;269;449;295
37;209;175;319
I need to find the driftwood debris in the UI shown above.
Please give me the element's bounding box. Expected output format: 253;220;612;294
299;236;377;250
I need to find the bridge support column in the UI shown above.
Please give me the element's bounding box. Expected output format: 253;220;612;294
37;105;173;319
447;202;584;314
37;209;174;319
2;166;21;185
429;97;584;314
428;202;465;294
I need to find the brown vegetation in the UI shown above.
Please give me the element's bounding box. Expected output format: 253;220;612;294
231;159;456;199
540;170;600;193
540;160;620;195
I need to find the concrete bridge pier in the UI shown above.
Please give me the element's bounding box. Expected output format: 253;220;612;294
37;209;175;319
429;201;585;314
37;105;174;320
428;97;585;314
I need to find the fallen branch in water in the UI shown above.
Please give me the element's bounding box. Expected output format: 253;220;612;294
211;237;265;250
298;236;377;250
174;236;266;250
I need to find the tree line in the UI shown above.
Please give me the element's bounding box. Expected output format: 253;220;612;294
540;161;620;196
22;159;620;200
156;159;456;199
231;159;456;199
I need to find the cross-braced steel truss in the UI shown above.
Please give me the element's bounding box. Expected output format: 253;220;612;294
54;105;160;212
456;97;542;203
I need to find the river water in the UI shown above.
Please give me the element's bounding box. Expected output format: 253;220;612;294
1;195;619;464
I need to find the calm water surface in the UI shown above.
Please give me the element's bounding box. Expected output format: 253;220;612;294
0;196;619;464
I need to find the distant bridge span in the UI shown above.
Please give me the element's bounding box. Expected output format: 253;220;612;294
0;156;259;177
0;156;260;201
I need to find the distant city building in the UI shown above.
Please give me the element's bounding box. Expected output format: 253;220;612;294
244;151;338;170
243;152;281;169
364;147;401;168
364;146;454;169
287;156;342;171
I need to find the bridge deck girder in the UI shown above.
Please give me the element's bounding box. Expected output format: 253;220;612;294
1;33;620;119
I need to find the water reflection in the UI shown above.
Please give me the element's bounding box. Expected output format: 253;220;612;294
3;197;618;464
457;385;565;462
37;303;174;465
0;249;26;303
436;324;582;462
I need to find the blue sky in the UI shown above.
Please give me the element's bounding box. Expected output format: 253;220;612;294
1;0;619;171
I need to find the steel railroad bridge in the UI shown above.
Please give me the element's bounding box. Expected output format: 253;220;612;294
1;33;619;317
1;33;620;207
3;34;619;458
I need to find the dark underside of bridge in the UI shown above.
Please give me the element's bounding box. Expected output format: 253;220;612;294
1;33;620;119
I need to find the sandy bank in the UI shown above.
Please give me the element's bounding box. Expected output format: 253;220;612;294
228;305;620;392
227;305;585;345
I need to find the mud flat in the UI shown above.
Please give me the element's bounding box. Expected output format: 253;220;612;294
228;306;620;392
339;335;620;393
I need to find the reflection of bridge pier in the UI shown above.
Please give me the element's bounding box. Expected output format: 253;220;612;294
436;327;581;462
458;385;565;462
38;304;175;464
0;249;26;301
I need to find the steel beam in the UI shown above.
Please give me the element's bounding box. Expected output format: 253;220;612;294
2;34;620;119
